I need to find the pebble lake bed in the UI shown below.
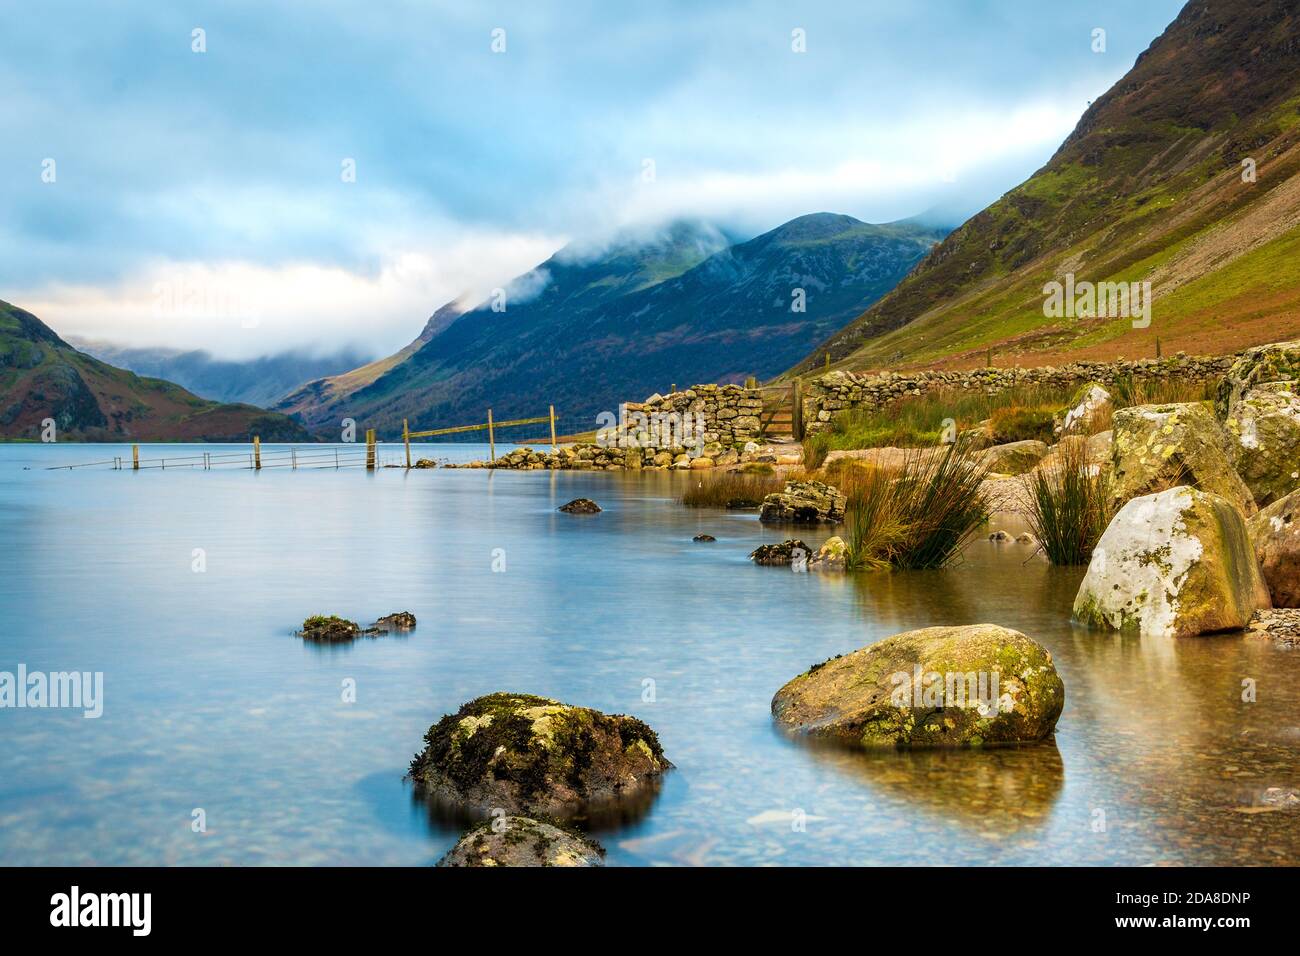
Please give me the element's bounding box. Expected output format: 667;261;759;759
1;442;1297;866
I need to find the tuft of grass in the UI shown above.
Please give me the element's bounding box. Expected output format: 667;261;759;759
679;471;787;509
1020;438;1115;565
987;405;1056;443
842;442;992;570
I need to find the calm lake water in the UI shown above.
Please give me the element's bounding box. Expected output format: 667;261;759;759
1;442;1297;866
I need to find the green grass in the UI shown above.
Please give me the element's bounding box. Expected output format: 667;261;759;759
842;443;991;571
1021;439;1115;565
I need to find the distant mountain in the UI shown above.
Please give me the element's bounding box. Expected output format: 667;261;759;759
68;339;372;408
796;0;1300;374
279;215;945;435
0;301;312;441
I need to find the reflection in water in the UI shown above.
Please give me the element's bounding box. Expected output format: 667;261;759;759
410;775;665;834
1;443;1298;866
783;734;1065;835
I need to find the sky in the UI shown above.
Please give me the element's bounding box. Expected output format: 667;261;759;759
0;0;1188;360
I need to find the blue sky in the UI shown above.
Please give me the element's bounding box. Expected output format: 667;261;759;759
1;0;1187;358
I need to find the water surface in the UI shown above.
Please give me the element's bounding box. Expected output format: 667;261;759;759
1;443;1296;865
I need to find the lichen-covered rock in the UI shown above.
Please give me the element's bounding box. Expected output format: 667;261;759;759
558;498;601;514
749;539;812;567
1073;486;1271;637
1058;382;1113;435
1222;383;1300;507
759;480;846;524
437;817;604;867
808;535;848;571
1110;402;1256;514
408;693;670;819
1248;489;1300;608
298;615;360;641
1216;339;1300;416
374;611;417;631
978;439;1048;476
771;624;1064;749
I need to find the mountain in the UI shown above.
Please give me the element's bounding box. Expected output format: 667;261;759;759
0;301;312;441
68;339;372;408
795;0;1300;374
279;215;945;435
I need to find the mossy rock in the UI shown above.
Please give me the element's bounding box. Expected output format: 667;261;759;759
1073;486;1271;637
1110;402;1255;515
437;816;604;867
1222;383;1300;507
558;498;602;514
1248;488;1300;608
299;614;360;642
409;692;670;819
1216;340;1300;416
978;439;1048;476
374;611;416;631
771;624;1064;749
1056;382;1112;436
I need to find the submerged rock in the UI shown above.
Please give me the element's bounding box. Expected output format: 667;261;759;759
749;539;812;567
759;480;846;524
988;530;1012;542
374;611;417;632
408;692;670;819
692;533;716;542
771;624;1064;749
1222;382;1300;507
809;535;848;571
1248;489;1300;607
1073;486;1271;637
1110;402;1255;514
558;498;602;514
298;615;361;642
437;817;605;867
413;458;438;469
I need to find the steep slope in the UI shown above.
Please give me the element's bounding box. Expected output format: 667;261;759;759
69;338;371;408
0;301;312;441
796;0;1300;374
284;215;943;435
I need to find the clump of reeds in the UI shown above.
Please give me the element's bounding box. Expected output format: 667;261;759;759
1020;438;1115;565
679;470;787;509
842;442;992;570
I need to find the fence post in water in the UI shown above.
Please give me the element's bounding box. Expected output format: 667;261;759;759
549;405;557;449
792;379;804;441
253;436;262;470
403;418;411;469
291;448;297;470
486;409;495;462
365;429;376;471
132;445;139;471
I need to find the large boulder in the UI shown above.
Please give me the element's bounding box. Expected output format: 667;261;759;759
1110;402;1256;514
759;480;846;524
408;693;670;818
1057;382;1113;436
1073;486;1271;637
1248;489;1300;608
771;624;1065;749
978;439;1049;476
1216;339;1300;416
437;817;604;867
1221;383;1300;507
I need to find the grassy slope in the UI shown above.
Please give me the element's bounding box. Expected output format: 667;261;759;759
0;301;312;441
793;0;1300;375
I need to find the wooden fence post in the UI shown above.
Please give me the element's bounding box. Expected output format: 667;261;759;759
792;379;804;441
253;436;261;470
132;444;139;471
365;429;376;470
487;410;495;462
403;418;411;469
549;405;557;449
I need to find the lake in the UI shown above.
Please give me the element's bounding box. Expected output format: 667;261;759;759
1;442;1296;865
